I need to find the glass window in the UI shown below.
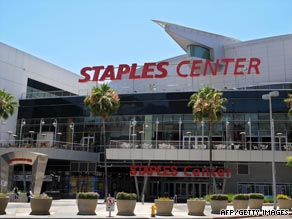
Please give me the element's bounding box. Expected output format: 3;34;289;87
238;164;249;175
187;45;211;60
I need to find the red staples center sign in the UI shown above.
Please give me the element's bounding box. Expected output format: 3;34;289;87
130;165;231;178
79;58;261;83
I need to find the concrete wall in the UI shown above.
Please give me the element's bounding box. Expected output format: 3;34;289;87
225;162;292;194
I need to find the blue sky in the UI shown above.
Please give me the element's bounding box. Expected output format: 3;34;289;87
1;0;292;74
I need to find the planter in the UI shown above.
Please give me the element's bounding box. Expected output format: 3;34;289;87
187;199;205;216
155;199;174;216
0;197;9;215
77;198;98;215
30;197;53;215
210;200;228;214
117;199;136;216
249;199;264;209
233;200;249;210
278;199;292;209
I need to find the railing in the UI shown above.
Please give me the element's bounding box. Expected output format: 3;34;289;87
109;140;292;151
2;139;291;152
0;140;100;153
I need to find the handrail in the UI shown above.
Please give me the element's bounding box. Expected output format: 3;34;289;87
0;140;99;153
109;140;292;151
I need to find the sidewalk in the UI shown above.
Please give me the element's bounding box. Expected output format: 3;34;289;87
0;199;291;219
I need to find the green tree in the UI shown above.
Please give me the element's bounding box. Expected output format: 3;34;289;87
0;89;18;120
188;86;227;194
286;156;292;167
284;94;292;116
84;83;120;198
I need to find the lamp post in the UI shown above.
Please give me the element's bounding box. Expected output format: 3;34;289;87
276;132;283;150
247;118;252;150
139;122;148;144
39;118;45;136
262;91;279;210
7;131;13;145
240;131;246;150
53;119;57;145
129;118;136;147
155;118;159;149
178;118;182;149
132;120;136;146
201;120;205;146
69;122;74;149
29;130;35;145
19;118;26;147
186;131;192;149
226;120;230;147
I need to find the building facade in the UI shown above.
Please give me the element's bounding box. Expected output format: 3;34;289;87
1;20;292;200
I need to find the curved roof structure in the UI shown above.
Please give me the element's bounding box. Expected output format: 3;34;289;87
110;20;292;94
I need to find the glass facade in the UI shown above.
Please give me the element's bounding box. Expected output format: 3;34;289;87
12;89;292;198
17;90;292;147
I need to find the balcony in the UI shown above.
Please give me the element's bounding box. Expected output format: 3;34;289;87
0;140;100;162
106;140;292;162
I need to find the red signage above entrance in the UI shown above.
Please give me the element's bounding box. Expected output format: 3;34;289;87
130;165;231;178
7;158;33;164
79;58;260;83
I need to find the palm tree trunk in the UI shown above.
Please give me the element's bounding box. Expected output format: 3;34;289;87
208;122;213;194
141;160;151;201
132;160;140;201
103;118;108;199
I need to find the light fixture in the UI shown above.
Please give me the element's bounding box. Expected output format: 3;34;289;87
39;118;45;136
156;118;159;148
19;118;26;147
69;122;74;147
179;118;182;149
262;91;279;210
52;119;57;145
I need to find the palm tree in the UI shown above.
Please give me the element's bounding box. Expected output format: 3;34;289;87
188;86;227;194
284;94;292;165
84;83;120;199
0;89;18;120
284;94;292;116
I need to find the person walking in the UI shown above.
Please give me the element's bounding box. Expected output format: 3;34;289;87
13;187;19;199
27;189;33;202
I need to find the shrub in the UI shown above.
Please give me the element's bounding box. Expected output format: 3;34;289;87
227;194;234;203
233;194;249;200
77;192;99;199
116;192;137;200
0;193;7;198
188;197;205;201
33;193;51;199
157;197;172;201
204;194;211;202
264;196;273;203
249;193;264;199
210;194;228;201
277;194;290;200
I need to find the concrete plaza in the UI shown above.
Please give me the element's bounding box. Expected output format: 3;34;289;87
0;199;291;219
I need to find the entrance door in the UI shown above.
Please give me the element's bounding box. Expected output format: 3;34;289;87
149;181;159;198
183;136;196;149
82;136;94;151
275;135;287;150
163;182;208;199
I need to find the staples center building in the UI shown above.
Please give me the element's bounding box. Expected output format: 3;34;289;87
1;20;292;200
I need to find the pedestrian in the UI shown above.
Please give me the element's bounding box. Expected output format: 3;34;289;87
13;186;19;199
27;189;33;202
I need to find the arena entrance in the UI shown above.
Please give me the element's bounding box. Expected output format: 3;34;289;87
0;151;48;195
